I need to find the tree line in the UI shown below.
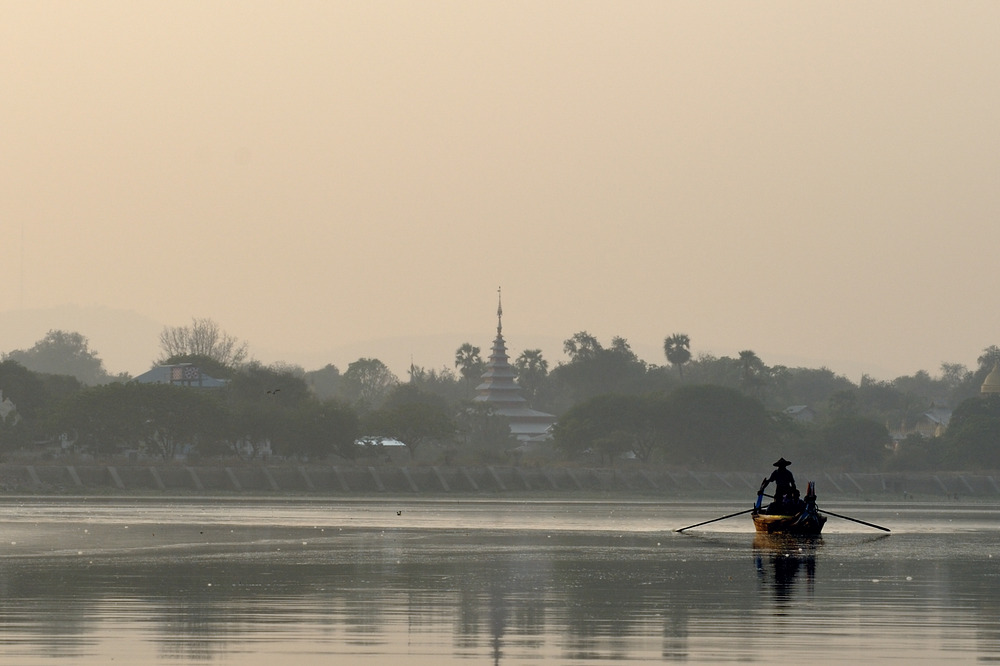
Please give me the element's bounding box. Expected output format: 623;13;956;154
2;319;999;470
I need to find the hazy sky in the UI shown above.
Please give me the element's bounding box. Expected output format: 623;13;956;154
3;2;999;380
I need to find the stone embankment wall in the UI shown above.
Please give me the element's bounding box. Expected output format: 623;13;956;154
0;464;996;497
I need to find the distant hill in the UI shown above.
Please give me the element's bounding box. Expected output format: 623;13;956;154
0;306;163;376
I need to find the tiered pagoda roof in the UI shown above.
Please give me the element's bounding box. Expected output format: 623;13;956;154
473;289;556;441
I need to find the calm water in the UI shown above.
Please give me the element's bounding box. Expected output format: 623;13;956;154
0;497;997;664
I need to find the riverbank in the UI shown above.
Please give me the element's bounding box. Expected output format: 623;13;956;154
0;463;995;500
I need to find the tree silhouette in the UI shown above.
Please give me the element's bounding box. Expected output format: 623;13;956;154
562;331;602;361
514;349;548;405
341;358;398;413
663;333;692;378
4;330;112;385
454;343;485;383
738;350;767;399
158;318;249;368
363;385;454;458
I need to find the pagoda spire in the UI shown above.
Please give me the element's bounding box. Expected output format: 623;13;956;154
497;286;503;336
475;288;525;410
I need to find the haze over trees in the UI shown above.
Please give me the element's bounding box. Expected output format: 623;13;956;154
545;333;650;412
943;395;1000;470
3;330;117;385
42;360;359;463
55;382;226;460
340;358;398;413
361;384;454;459
1;321;999;473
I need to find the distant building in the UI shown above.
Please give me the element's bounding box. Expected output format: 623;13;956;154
783;405;816;423
0;390;18;424
890;404;952;445
132;363;227;388
982;363;1000;396
356;436;409;462
914;406;951;437
473;291;556;442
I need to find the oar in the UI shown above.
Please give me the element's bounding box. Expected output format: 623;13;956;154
819;508;890;532
675;507;755;532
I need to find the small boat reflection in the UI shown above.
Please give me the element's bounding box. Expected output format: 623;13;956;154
753;533;820;608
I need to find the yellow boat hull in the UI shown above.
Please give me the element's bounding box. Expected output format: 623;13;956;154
752;509;826;535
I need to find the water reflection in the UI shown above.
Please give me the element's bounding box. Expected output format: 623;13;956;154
0;532;747;663
753;534;819;609
0;501;997;664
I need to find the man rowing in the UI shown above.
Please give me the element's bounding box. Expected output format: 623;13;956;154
758;457;801;514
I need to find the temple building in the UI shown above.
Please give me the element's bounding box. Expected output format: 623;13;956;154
132;363;227;388
0;390;18;424
473;291;557;442
982;363;1000;396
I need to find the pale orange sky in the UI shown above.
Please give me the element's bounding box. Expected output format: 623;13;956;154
2;2;999;380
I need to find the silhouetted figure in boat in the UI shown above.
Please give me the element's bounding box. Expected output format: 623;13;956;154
759;457;802;514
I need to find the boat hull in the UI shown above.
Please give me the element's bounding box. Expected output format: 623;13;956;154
752;509;826;535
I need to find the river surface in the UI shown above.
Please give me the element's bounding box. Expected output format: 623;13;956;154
0;497;997;664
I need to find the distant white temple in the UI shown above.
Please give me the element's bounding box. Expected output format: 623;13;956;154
472;290;556;442
0;390;18;424
982;363;1000;396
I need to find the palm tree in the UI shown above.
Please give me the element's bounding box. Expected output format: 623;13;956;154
663;333;692;378
454;343;485;384
515;349;548;405
737;350;766;399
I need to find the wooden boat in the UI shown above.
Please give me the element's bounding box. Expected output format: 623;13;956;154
751;480;827;535
752;507;826;535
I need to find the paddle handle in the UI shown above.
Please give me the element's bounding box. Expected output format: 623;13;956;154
675;507;755;532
